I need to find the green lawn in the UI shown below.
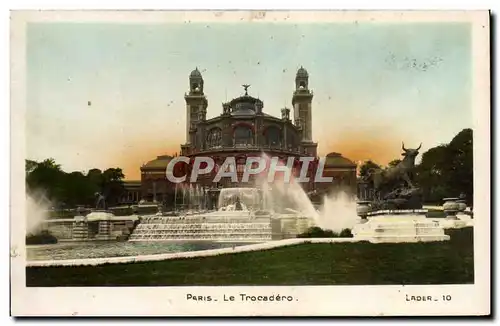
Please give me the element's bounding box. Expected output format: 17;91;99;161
26;228;473;286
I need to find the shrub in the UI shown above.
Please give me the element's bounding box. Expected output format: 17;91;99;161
339;228;353;238
297;227;353;238
26;230;58;245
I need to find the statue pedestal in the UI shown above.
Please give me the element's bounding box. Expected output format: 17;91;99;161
86;210;116;241
457;212;473;222
437;218;469;229
351;211;450;243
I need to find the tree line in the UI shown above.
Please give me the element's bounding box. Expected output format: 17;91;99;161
26;158;126;208
358;128;473;206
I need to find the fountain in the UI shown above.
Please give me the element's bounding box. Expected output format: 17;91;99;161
217;187;259;212
317;192;359;232
128;176;341;242
255;154;359;235
128;151;363;242
132;153;361;242
142;153;360;242
175;183;207;213
129;187;273;242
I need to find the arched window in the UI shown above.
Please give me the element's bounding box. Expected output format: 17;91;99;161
265;126;281;147
286;132;298;151
234;126;253;146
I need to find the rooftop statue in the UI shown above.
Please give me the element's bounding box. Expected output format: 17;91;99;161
242;84;251;96
94;192;107;210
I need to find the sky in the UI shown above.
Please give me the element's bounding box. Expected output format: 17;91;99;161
26;21;472;180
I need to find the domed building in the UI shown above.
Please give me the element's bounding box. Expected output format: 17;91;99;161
316;152;357;193
134;67;357;206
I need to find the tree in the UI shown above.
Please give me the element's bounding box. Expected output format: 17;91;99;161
26;159;128;208
415;128;473;205
61;171;95;207
85;167;125;206
25;160;38;176
359;160;381;178
415;145;449;204
101;168;125;206
447;129;473;205
26;158;65;202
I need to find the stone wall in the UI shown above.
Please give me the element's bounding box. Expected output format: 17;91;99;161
272;217;313;239
43;221;73;240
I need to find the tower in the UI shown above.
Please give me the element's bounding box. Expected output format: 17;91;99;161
292;66;313;142
184;68;208;144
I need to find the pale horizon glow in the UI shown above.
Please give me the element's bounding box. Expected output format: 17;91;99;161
26;22;472;180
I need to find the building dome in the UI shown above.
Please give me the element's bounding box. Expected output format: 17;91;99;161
190;68;202;78
296;66;309;78
228;87;263;115
141;155;174;170
324;152;357;168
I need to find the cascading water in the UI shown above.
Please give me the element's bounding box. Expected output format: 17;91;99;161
256;154;318;218
217;188;259;211
317;191;358;233
182;185;187;209
130;153;359;242
26;191;52;235
188;184;193;210
129;187;272;242
257;153;358;233
128;216;272;242
196;185;202;210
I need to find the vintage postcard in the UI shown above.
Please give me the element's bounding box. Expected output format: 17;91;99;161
10;10;490;316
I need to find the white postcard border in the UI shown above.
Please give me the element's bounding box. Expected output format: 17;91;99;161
10;10;491;317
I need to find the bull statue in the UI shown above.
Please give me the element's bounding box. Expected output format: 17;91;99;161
365;142;422;196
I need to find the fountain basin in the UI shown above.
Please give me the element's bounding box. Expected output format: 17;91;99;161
432;218;471;229
352;214;450;243
129;186;319;242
